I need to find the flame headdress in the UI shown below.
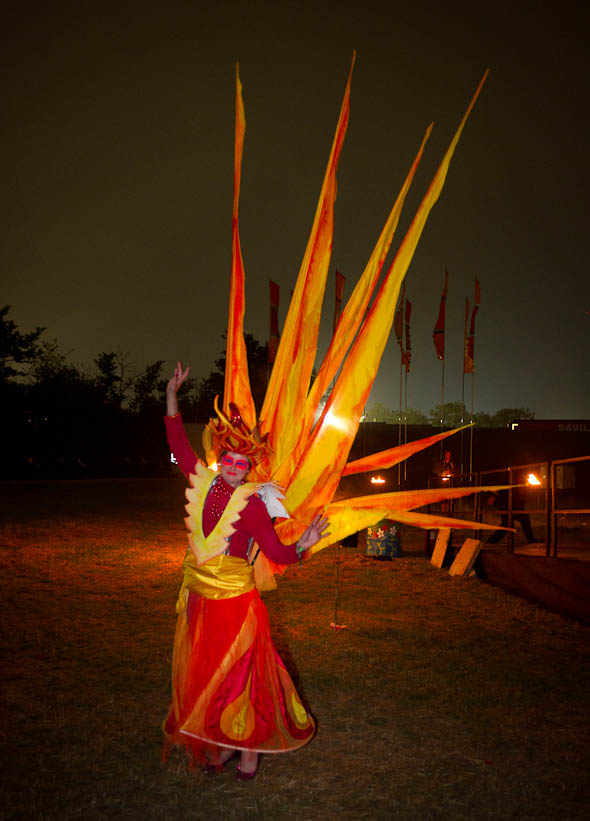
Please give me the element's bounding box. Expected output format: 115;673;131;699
209;58;500;585
203;397;271;478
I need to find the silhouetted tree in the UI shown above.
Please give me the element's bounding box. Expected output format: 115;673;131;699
491;407;535;427
0;305;45;383
94;351;135;406
193;333;269;421
428;402;468;427
129;360;166;414
366;404;429;424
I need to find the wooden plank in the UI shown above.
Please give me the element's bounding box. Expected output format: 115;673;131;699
430;528;451;569
449;538;483;576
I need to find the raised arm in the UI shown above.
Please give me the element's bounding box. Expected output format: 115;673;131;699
166;361;190;417
164;361;199;478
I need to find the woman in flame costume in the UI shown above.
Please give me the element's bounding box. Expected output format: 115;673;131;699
163;363;329;778
163;58;509;777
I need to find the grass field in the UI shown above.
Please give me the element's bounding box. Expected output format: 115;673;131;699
1;479;589;820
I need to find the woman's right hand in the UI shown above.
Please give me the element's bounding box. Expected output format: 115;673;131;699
166;361;190;416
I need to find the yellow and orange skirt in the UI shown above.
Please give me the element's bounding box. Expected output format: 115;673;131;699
162;555;315;767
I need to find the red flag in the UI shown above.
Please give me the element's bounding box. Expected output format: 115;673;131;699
463;297;472;373
404;298;412;372
433;270;448;360
333;270;345;334
394;282;405;350
464;278;480;373
269;279;280;365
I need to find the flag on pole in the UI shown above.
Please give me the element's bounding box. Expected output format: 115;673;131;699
404;298;412;372
433;269;448;360
333;270;345;334
269;279;280;365
464;278;480;373
463;297;472;373
394;281;405;351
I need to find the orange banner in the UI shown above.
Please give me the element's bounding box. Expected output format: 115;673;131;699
284;71;489;519
224;64;256;427
433;269;448;361
261;54;356;470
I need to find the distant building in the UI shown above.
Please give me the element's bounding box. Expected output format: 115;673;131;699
511;420;590;433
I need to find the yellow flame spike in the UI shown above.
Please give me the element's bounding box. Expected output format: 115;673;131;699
273;123;434;486
329;485;511;514
307;507;508;557
260;54;356;467
224;63;256;428
284;71;489;520
342;423;473;476
366;509;511;534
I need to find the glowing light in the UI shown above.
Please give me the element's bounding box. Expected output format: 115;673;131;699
209;461;219;472
527;473;541;486
370;476;386;485
324;409;354;435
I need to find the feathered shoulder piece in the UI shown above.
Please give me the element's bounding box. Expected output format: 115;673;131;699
256;482;290;520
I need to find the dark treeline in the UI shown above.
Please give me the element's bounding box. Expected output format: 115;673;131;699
1;307;267;479
2;306;536;479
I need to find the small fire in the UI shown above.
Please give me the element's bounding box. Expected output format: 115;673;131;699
370;476;386;485
527;473;541;486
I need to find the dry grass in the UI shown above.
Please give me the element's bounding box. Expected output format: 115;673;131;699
1;479;589;820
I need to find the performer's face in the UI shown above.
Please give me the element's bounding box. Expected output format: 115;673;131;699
220;451;251;487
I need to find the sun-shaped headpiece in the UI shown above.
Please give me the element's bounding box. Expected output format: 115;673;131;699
203;396;272;476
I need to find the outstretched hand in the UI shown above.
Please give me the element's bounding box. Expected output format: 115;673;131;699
297;515;330;553
166;361;190;416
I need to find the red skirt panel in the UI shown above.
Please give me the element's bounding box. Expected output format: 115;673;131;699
163;589;315;764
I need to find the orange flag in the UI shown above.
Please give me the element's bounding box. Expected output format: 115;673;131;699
404;297;412;372
464;278;480;373
394;281;405;350
261;54;355;469
433;269;448;360
224;64;256;427
274;123;433;486
463;297;472;373
283;71;489;519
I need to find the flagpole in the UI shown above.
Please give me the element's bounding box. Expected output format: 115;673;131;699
394;283;406;489
470;366;475;474
398;349;402;489
469;279;480;475
432;270;448;457
404;365;408;483
461;296;469;479
403;296;411;484
440;356;445;452
460;374;465;478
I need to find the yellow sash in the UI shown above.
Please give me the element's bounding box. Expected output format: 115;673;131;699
176;553;255;610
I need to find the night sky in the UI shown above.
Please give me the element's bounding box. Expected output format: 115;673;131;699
4;1;589;419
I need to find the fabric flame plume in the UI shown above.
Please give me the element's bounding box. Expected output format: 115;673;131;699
204;57;502;588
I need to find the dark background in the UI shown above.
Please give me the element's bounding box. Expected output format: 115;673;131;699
3;0;589;421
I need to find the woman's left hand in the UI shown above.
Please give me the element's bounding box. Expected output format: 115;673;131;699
297;515;330;552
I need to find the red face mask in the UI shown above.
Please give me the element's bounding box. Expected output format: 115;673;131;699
221;454;250;471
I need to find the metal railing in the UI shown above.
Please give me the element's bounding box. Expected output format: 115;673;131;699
448;456;589;558
550;455;590;557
